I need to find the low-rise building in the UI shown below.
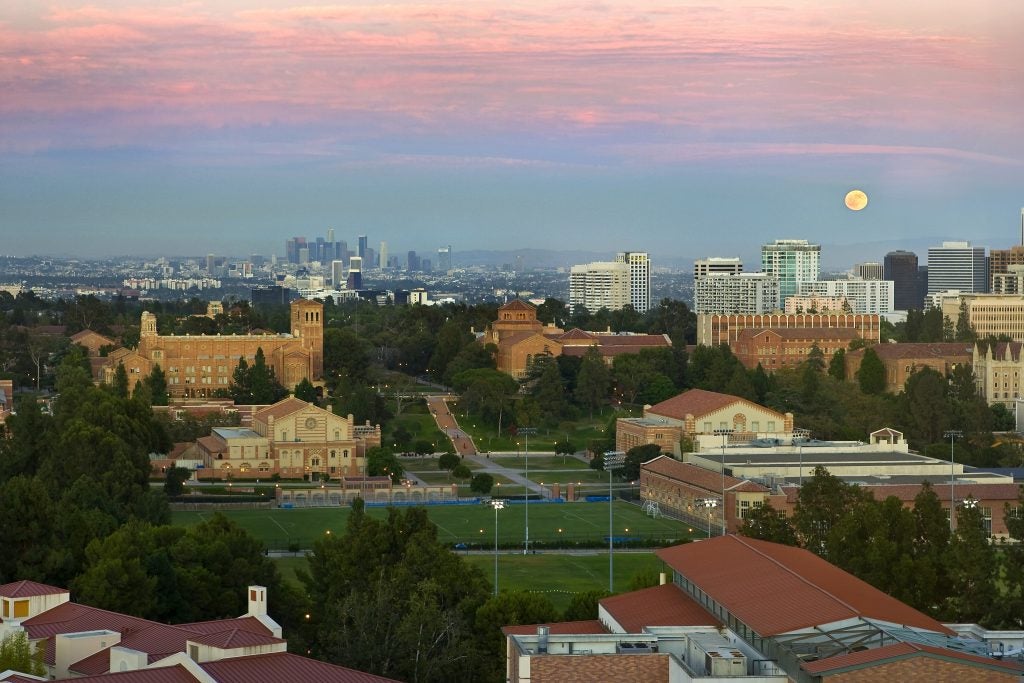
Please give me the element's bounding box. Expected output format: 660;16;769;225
697;312;880;347
845;342;973;394
730;327;859;370
616;389;793;457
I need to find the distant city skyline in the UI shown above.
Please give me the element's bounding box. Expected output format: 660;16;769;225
1;1;1022;259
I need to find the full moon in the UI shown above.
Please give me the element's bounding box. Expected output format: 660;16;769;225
845;189;868;211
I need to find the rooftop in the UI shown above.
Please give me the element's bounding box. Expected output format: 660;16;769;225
647;388;782;422
600;583;718;633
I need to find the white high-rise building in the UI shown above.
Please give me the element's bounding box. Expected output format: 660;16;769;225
569;261;630;313
331;260;345;289
927;241;987;294
615;251;651;312
761;239;821;304
694;257;743;280
797;278;894;314
694;273;780;315
379;241;388;271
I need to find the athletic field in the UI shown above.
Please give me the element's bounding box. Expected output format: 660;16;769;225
171;501;691;551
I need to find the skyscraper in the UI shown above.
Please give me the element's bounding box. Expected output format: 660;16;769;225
570;261;630;313
883;250;921;310
205;253;215;274
358;235;368;259
615;251;651;312
407;251;420;272
379;241;388;271
331;260;345;289
854;262;883;280
926;241;987;294
438;245;452;272
694;257;742;279
694;273;778;315
347;256;363;290
761;239;821;304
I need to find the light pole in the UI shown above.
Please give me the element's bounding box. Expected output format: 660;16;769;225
713;428;734;536
520;427;537;554
697;497;719;539
944;429;963;531
793;428;811;490
490;499;505;595
604;451;626;592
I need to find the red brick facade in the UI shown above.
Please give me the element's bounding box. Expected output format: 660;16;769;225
529;654;668;683
823;655;1018;682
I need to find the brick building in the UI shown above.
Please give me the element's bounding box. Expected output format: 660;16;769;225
697;312;880;347
845;342;973;394
616;389;793;456
502;536;1024;682
731;327;860;370
101;299;323;398
192;397;379;481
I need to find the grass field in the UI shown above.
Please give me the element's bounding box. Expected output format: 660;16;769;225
172;501;691;551
272;552;669;611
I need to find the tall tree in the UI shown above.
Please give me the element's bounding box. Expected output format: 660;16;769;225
793;466;867;559
112;362;129;399
827;348;846;381
144;363;169;406
955;300;976;342
0;632;45;677
574;346;611;418
739;502;798;546
856;347;886;394
943;501;997;623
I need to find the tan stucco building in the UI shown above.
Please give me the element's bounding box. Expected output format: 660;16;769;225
973;341;1024;407
939;293;1024;341
102;299;323;398
845;342;974;394
193;397;379;480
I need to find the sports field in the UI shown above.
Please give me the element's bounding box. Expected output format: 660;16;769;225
171;501;691;551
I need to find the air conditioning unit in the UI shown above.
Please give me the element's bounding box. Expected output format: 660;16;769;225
617;642;656;654
705;648;747;677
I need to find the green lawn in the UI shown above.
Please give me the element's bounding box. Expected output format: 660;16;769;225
452;405;640;452
490;456;590;471
173;501;691;551
272;551;670;611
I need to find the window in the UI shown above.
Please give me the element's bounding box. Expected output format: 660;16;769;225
13;600;29;618
767;421;776;431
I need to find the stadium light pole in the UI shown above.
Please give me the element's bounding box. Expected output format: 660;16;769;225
520;427;537;555
944;429;963;531
713;428;734;536
490;499;505;595
604;451;625;592
698;498;718;539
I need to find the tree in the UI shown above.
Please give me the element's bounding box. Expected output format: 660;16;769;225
230;348;287;405
623;444;661;481
0;631;45;677
944;501;997;623
739;502;798;546
470;473;495;494
793;466;867;559
474;592;559;681
164;466;191;497
856;347;886;394
900;367;952;446
293;377;318;403
366;447;404;482
561;590;609;621
955;300;976;342
574;346;611;418
452;463;472;481
143;364;169;405
827;348;846;381
527;356;569;424
112;362;129;399
438;452;460;474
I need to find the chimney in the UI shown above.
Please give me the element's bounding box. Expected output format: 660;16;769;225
110;646;148;672
247;585;267;617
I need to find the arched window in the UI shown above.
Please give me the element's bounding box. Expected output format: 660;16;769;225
343;449;349;458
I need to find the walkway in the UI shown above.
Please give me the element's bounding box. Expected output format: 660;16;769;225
426;395;478;456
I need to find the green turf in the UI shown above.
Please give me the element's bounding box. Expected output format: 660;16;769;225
271;551;670;611
490;456;590;470
173;501;690;551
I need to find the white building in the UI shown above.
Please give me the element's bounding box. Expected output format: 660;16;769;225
927;241;987;294
797;277;894;314
693;273;780;315
693;257;742;279
616;251;651;313
570;261;631;313
761;239;820;304
330;260;345;289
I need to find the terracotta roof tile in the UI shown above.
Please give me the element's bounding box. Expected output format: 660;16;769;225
188;628;284;649
0;580;68;598
642;456;751;493
196;435;226;453
847;342;974;361
501;620;608;636
801;641;1024;675
17;667;196;683
600;583;718;632
646;389;783;422
253;397;311;423
200;652;399;682
498;300;536;312
656;536;951;637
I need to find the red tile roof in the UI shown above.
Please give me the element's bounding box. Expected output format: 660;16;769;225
174;616;268;635
600;583;718;632
196;435;226;453
801;641;1024;675
501;620;608;636
777;482;1021;505
642;456;751;493
737;327;860;341
8;667;196;683
200;652;399;682
253;397;311;423
188;628;284;649
646;389;783;422
498;300;536;312
847;342;973;361
0;580;68;598
656;535;952;637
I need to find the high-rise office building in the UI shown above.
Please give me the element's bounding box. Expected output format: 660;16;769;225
285;237;306;264
694;257;742;280
337;241;348;267
331;260;345;289
927;241;987;294
364;247;375;271
347;256;363;290
205;254;216;274
615;251;651;312
761;239;821;304
298;247;310;264
379;241;388;271
798;278;894;314
327;228;335;244
854;262;883;280
407;251;420;272
438;245;452;272
358;235;368;259
694;273;779;315
569;261;630;313
884;250;921;310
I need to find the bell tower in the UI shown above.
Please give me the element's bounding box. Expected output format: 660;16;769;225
290;299;324;380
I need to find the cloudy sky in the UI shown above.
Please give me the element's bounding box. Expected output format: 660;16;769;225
1;1;1022;264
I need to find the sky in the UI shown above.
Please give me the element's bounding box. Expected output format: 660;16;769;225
1;1;1023;265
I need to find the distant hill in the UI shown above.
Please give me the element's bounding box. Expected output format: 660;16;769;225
453;248;694;270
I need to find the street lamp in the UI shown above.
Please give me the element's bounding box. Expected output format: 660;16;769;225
713;428;734;536
944;429;963;531
520;427;537;555
697;498;719;539
604;451;626;592
490;499;505;595
793;428;811;489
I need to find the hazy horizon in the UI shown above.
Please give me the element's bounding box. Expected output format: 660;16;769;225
2;1;1022;259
